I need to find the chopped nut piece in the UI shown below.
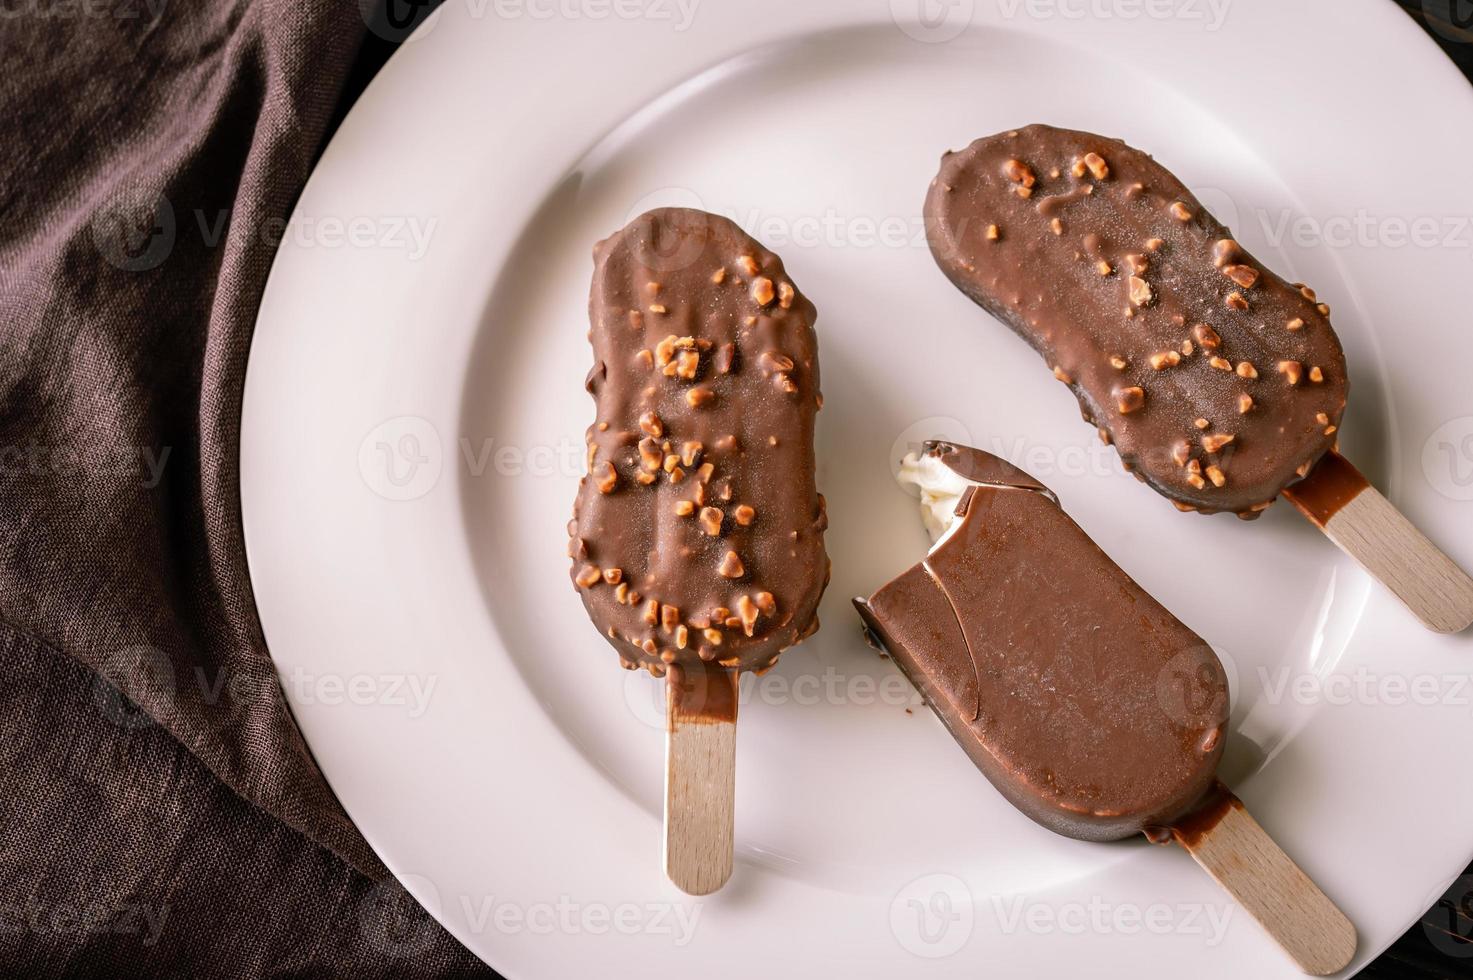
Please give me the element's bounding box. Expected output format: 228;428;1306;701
774;373;799;394
671;348;700;380
1316;412;1330;426
635;349;654;369
1300;285;1317;301
1238;393;1254;414
638;437;662;471
699;507;724;536
1324;425;1338;436
1225;291;1249;311
760;350;795;373
1317;303;1331;317
1212;239;1240;268
1052;365;1072;384
751;277;775;306
1192;324;1221;350
1015;186;1033;199
1097;260;1114;277
1286;318;1304;332
718;551;745;579
710;268;726;284
1115;386;1146;414
638;411;663;438
675;625;689;650
1171;441;1192;467
1202;433;1235;454
703;628;723;646
1223;264;1259;289
1083;152;1109;180
1195;418;1210;430
660;604;680;632
778;282;795;309
1308;366;1324;384
1206;465;1227;488
1072;159;1088;178
648;304;667;315
985;224;1001;241
594;461;618;494
1145;238;1164;252
733;504;756;526
680;442;702;467
1187;471;1207;490
1181;340;1195;356
575;565;601;588
1235;361;1258;379
1003;158;1036;187
662;453;679;474
1050;218;1064;236
735;595;759;637
1149;350;1181;370
697;462;715;484
1277;360;1303;385
1170;201;1193;221
614;582;630;604
674;500;695;517
1124;253;1148;276
635;471;656;486
753;591;776;614
1109;355;1128;370
1128;275;1153;306
686;386;714;408
714;342;736;374
602;567;623;585
642;599;660;625
1209;356;1233;371
737;255;759;276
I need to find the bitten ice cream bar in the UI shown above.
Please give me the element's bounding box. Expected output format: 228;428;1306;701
855;441;1356;974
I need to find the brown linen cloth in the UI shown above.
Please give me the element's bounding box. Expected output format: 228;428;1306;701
0;0;491;974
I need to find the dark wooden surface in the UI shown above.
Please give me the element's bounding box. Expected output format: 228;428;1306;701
337;2;1473;976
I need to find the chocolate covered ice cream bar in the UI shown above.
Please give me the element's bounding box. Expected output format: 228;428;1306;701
570;207;829;895
925;125;1473;632
570;207;830;676
855;442;1355;972
857;441;1228;841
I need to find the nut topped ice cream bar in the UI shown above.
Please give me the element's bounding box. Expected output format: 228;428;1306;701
924;125;1349;517
855;441;1229;842
569;208;829;676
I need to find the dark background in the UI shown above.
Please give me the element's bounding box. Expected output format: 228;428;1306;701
341;1;1473;977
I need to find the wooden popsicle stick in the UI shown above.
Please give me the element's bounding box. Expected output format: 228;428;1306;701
1167;784;1356;976
664;661;739;895
1283;451;1473;634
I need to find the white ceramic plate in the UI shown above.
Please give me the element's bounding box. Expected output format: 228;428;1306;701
242;1;1473;975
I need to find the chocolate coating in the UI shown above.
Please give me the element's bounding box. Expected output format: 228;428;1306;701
570;208;829;675
925;125;1349;515
856;442;1229;842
